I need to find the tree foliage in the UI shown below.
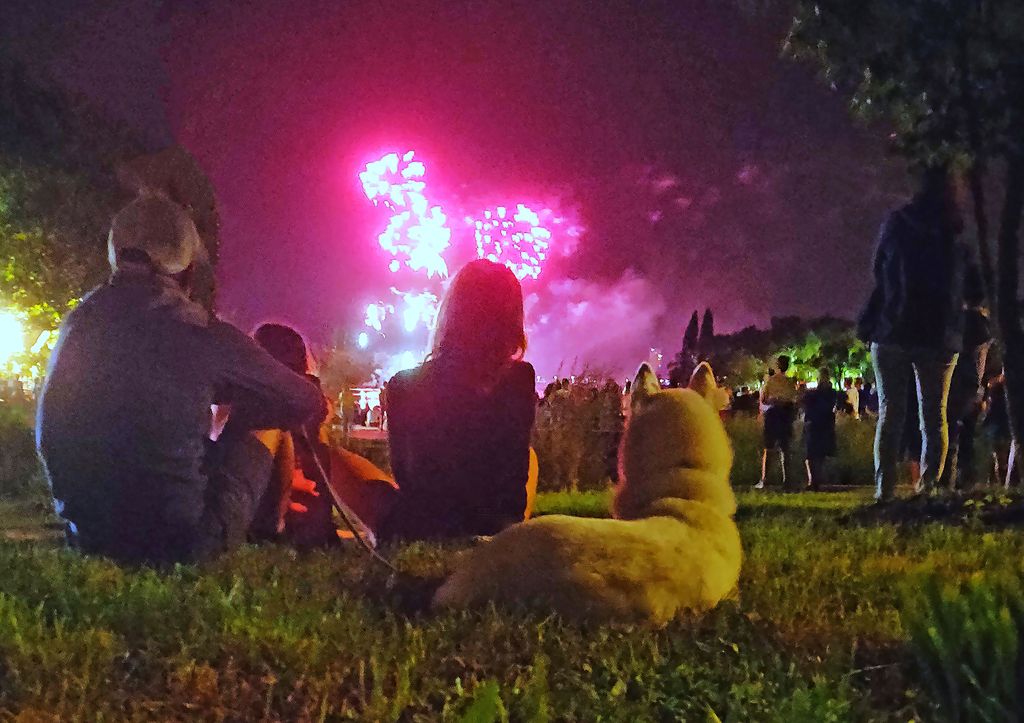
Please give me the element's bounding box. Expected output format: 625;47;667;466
0;56;143;376
709;316;870;388
785;0;1023;165
0;58;143;317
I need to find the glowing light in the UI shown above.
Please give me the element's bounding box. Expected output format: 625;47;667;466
357;332;369;349
393;288;439;335
360;151;451;278
353;386;381;411
30;330;52;355
468;203;562;281
0;311;25;366
380;350;420;381
364;302;389;332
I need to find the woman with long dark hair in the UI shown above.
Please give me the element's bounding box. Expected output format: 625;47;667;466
380;260;537;540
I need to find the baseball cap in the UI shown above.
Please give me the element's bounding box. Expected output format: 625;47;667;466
107;195;203;275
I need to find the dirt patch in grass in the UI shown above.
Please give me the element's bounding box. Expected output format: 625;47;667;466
845;489;1024;527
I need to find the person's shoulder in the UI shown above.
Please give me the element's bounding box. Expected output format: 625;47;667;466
879;206;911;243
499;361;536;392
508;360;535;383
59;285;103;324
206;319;251;345
387;365;425;398
389;365;422;387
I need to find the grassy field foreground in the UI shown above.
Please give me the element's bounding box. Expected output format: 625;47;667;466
1;490;1022;721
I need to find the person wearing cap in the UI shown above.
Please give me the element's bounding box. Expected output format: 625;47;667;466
36;195;322;565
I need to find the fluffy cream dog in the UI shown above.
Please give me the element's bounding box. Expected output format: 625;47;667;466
433;363;741;625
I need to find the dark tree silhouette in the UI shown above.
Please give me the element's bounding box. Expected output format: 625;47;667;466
698;308;715;355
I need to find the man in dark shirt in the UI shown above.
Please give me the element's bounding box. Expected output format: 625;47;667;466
36;196;321;564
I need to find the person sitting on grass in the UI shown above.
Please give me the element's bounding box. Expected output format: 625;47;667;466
248;322;337;548
802;368;839;490
378;259;538;541
36;196;322;565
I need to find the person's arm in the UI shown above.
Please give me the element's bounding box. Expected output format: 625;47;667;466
858;214;898;340
209;321;322;431
384;374;414;491
486;363;536;530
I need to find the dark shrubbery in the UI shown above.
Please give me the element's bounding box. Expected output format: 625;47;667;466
0;402;44;498
531;382;879;493
532;383;623;492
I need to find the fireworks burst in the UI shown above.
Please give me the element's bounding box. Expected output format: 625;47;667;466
358;149;578;380
467;203;570;281
359;151;451;278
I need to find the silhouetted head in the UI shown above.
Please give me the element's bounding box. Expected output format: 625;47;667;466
914;164;965;234
777;355;790;374
431;260;526;377
818;367;832;388
254;323;310;375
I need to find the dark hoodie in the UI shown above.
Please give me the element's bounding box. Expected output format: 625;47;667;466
857;202;979;353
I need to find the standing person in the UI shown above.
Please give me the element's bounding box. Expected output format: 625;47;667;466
802;368;839;490
756;355;799;489
858;165;972;502
844;378;860;419
982;373;1013;487
939;268;992;490
862;382;879;417
36;197;321;565
380;260;537;540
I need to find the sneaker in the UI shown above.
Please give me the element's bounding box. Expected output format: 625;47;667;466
753;480;766;490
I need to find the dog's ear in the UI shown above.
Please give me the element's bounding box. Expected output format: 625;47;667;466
631;363;661;407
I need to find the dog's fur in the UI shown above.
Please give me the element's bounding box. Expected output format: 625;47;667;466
432;364;741;625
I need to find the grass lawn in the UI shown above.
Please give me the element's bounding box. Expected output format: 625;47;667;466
1;488;1022;721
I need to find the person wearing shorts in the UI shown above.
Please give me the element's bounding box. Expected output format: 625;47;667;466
756;355;799;489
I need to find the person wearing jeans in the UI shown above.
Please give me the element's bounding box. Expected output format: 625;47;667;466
871;345;958;499
857;165;979;502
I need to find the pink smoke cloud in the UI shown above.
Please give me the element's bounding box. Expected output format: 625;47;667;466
525;272;668;382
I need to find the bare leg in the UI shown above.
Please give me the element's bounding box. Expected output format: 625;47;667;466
909;460;921;489
1007;440;1020;488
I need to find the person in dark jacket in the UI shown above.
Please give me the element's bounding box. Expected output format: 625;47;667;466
380;260;536;541
857;166;972;501
36;196;321;565
802;368;839;490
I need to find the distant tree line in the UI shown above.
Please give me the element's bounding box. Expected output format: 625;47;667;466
670;309;871;389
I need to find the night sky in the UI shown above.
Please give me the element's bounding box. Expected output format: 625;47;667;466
4;0;909;378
